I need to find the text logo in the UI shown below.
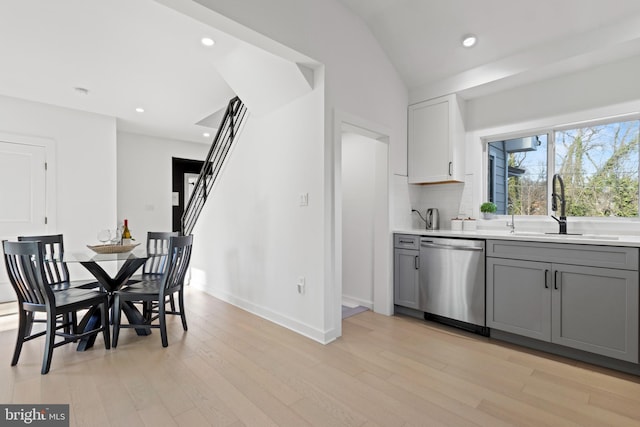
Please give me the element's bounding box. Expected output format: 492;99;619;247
0;405;69;426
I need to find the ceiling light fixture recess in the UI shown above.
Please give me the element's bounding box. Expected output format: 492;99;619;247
74;87;89;95
462;34;477;48
135;107;145;113
201;37;215;47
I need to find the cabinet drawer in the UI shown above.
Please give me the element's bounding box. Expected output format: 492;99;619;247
487;240;639;270
394;234;419;250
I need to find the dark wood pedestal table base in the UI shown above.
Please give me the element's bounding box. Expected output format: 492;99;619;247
69;251;151;351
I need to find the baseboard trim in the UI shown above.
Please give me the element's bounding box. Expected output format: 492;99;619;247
192;283;335;344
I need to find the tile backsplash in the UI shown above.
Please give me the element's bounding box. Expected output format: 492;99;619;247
409;181;466;229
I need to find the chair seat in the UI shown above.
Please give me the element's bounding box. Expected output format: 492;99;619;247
119;282;162;296
49;280;100;292
53;289;106;311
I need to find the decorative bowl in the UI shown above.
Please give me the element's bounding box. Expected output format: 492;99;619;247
87;243;140;254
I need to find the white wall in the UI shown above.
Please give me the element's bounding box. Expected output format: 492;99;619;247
0;95;117;287
465;55;640;133
190;85;327;340
116;131;209;235
341;133;386;308
0;96;117;243
164;0;409;342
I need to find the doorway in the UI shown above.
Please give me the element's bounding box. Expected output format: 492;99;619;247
336;114;391;334
0;135;54;302
172;157;204;233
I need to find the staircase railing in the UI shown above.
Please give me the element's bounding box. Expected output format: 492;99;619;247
181;96;247;236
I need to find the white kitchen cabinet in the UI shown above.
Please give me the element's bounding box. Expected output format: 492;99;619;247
408;94;465;183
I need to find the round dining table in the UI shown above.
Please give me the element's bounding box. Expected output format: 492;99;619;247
66;249;152;351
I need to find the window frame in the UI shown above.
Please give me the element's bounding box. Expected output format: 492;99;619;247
484;112;640;219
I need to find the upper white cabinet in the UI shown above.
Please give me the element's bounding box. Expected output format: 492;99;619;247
408;94;465;183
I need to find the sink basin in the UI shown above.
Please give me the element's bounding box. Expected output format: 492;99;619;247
567;234;619;241
510;231;619;240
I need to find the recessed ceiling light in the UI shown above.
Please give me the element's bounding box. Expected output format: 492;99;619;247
201;37;215;47
462;34;477;48
74;87;89;95
135;107;145;113
203;132;211;138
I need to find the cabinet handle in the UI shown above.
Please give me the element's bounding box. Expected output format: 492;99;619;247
414;255;419;270
554;270;559;290
544;269;549;288
448;161;453;176
399;240;414;244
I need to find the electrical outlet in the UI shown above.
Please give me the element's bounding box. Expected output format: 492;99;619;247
297;276;305;294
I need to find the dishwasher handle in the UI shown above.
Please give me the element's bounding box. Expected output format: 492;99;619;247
420;241;484;252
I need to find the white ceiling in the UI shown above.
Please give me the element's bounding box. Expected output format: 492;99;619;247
2;1;640;143
339;0;640;99
0;0;238;143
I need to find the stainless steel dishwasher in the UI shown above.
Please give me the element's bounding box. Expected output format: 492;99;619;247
419;237;486;334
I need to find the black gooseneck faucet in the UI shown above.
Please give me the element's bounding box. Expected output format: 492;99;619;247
551;173;567;234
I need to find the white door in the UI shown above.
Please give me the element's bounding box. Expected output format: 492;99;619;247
0;140;47;301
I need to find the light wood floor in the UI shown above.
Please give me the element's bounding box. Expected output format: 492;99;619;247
2;289;640;426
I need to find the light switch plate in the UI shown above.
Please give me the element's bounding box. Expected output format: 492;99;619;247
299;192;309;207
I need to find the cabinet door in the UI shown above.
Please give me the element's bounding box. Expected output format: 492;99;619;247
487;258;552;341
394;249;420;309
552;264;639;363
408;98;449;183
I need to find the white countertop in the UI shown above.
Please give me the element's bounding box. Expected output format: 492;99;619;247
394;228;640;248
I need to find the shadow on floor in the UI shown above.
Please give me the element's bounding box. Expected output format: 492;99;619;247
342;305;368;319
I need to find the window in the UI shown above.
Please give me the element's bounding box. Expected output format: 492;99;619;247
487;134;548;215
487;117;640;217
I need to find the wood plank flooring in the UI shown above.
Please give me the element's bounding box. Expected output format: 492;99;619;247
2;288;640;426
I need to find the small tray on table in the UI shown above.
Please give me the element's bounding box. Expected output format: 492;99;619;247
87;243;140;254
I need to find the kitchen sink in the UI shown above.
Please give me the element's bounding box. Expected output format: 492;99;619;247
563;234;619;240
511;231;619;240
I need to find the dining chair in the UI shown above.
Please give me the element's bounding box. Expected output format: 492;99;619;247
142;231;180;275
17;234;99;291
2;240;110;374
17;234;99;336
112;235;193;348
127;231;180;317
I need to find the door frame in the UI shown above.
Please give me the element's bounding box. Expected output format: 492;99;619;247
0;131;56;302
332;110;392;339
0;131;56;232
172;157;204;233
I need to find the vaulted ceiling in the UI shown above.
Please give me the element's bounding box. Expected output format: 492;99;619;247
339;0;640;100
2;0;640;143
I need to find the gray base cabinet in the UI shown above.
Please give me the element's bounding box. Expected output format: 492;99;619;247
552;263;638;361
487;240;639;363
394;234;420;309
487;258;551;342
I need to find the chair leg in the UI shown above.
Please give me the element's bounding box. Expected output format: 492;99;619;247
112;295;121;348
63;312;72;335
24;311;34;337
178;290;188;331
143;301;152;321
159;301;168;348
169;294;176;312
42;312;57;375
11;309;29;366
100;302;110;350
69;312;78;338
